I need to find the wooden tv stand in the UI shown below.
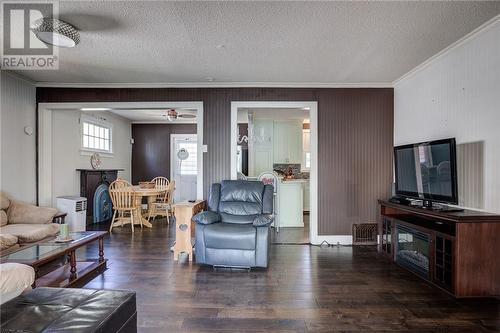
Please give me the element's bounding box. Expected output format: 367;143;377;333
378;200;500;298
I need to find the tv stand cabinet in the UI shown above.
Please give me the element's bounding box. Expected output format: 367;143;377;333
378;200;500;298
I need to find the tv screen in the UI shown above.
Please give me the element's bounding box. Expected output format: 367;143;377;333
394;138;458;204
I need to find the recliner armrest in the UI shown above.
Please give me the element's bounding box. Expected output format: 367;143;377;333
253;214;274;227
193;211;221;225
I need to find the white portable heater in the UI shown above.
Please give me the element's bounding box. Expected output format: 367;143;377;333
56;196;87;232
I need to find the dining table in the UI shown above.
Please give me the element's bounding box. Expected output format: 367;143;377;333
132;185;167;228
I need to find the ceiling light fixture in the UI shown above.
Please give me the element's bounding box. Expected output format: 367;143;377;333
31;18;80;48
165;109;178;121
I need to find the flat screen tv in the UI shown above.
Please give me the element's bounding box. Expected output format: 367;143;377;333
394;138;458;207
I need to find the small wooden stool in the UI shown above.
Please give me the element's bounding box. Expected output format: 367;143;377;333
173;200;205;261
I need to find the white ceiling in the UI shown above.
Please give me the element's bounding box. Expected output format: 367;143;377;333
15;1;500;85
108;108;197;123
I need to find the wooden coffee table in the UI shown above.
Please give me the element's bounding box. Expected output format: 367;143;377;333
1;231;107;288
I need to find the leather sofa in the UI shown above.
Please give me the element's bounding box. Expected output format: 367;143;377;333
194;180;274;268
0;287;137;332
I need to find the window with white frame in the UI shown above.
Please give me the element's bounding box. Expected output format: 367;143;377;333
81;118;112;153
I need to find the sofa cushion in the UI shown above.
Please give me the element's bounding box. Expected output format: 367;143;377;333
0;210;7;227
219;201;262;217
204;223;256;250
0;234;18;251
0;192;10;211
0;224;59;243
0;263;35;304
220;180;264;204
7;201;57;224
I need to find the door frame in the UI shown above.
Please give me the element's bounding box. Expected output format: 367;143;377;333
170;133;197;202
230;101;319;244
37;101;204;206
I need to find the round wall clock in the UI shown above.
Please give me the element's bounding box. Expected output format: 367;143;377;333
90;153;102;169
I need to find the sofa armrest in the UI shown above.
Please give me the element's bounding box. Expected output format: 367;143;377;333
52;213;66;224
253;214;274;227
193;211;220;225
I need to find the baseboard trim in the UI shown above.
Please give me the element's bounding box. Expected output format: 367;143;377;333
310;235;352;246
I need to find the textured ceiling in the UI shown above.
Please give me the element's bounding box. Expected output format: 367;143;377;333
16;1;500;85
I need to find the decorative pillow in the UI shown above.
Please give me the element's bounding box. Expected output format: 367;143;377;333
0;192;10;211
7;201;57;225
0;210;8;227
193;211;220;225
253;214;274;227
0;234;18;251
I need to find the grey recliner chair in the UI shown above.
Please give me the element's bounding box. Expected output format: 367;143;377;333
193;180;274;268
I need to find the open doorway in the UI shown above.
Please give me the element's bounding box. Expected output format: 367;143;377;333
231;102;318;245
37;102;204;228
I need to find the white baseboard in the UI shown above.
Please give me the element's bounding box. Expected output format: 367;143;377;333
310;235;352;246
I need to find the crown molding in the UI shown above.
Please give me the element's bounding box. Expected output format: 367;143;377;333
1;71;37;85
34;81;392;88
393;14;500;86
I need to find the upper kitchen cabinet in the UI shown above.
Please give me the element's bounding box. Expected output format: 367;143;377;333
249;118;274;176
273;120;303;164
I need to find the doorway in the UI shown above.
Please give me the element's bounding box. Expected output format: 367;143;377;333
171;134;198;202
230;101;318;245
37;101;204;207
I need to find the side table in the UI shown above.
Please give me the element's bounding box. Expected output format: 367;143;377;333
172;200;205;261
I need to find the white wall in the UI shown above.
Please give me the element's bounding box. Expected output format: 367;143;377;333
394;18;500;212
0;72;37;203
51;110;132;206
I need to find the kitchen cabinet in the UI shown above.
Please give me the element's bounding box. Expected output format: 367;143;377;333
278;180;304;227
250;119;273;176
273;120;303;164
303;180;310;212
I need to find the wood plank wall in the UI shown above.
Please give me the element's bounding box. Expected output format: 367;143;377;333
37;88;393;235
132;124;197;184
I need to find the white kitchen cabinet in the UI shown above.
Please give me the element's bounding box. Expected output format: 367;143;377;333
272;120;303;164
249;119;273;176
278;180;304;227
303;180;310;212
272;121;288;163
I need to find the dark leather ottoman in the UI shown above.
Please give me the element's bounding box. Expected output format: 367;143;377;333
0;287;136;333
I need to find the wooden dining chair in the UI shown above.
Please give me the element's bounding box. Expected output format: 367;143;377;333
109;179;141;233
149;180;175;224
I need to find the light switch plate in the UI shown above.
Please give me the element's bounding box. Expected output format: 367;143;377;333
202;145;208;153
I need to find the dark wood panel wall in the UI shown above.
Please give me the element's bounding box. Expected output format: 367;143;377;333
37;87;393;235
131;124;196;184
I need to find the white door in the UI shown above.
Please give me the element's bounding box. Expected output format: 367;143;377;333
171;134;197;203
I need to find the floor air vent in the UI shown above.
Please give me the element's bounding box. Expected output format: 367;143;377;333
352;223;377;245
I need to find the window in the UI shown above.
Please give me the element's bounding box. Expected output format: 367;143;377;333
82;119;112;153
305;152;311;169
178;142;197;175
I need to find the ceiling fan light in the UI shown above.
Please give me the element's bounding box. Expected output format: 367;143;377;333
31;18;80;48
165;109;178;121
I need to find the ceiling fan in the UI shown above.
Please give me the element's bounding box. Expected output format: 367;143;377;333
164;109;196;122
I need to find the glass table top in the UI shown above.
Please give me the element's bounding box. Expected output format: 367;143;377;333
1;232;97;262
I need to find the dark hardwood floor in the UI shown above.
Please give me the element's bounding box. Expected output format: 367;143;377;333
272;214;310;244
82;219;499;332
